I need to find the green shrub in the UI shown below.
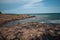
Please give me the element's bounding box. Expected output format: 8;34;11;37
0;12;2;14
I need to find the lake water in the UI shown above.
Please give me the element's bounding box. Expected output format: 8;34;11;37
3;14;60;27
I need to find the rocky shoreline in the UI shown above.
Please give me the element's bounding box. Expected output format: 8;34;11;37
0;22;60;40
0;14;60;40
0;14;35;26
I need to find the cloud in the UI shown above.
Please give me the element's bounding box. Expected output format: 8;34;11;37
3;7;60;13
21;0;43;9
2;0;44;13
1;0;60;13
2;0;43;10
0;0;29;3
0;0;37;3
0;0;43;9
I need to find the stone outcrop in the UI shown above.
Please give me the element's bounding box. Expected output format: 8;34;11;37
0;14;35;26
0;22;60;40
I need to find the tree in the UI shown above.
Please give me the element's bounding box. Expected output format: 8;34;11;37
0;12;2;14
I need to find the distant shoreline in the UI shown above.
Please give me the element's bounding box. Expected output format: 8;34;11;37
1;13;60;15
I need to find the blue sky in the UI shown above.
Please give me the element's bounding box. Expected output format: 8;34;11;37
0;0;60;14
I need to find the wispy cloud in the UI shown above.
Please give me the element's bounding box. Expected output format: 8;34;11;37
0;0;29;3
1;0;43;11
2;0;43;10
1;0;60;13
0;0;42;3
21;0;43;9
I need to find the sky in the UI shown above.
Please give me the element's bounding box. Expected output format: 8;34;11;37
0;0;60;14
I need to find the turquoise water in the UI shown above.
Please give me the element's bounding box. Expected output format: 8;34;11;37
29;14;60;23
